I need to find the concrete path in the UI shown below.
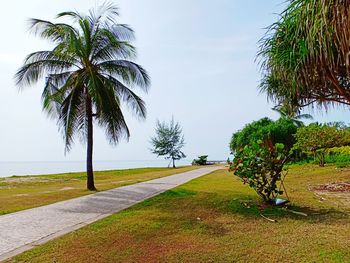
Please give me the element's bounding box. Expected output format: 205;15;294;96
0;166;221;261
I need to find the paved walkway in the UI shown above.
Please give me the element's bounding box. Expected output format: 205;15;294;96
0;166;221;261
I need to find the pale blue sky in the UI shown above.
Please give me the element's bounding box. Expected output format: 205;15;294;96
0;0;348;162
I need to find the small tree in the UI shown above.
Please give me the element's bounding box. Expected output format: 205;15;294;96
230;118;298;203
150;118;186;168
232;141;288;203
293;124;350;167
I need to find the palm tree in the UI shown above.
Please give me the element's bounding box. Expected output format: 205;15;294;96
15;3;150;190
272;103;313;127
258;0;350;110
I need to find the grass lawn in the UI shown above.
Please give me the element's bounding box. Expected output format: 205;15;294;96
0;166;198;215
7;165;350;263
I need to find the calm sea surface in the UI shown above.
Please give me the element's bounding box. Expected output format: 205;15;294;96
0;160;191;178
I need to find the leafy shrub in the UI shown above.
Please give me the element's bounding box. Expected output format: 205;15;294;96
230;118;297;154
230;118;273;154
231;140;288;203
230;118;297;203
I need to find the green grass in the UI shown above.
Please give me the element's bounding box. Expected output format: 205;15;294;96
7;164;350;263
0;166;198;215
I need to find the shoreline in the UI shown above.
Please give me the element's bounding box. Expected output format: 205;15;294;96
0;159;193;178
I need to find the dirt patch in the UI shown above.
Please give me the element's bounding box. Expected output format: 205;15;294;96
2;177;53;184
311;182;350;209
60;187;75;191
14;194;30;197
314;182;350;193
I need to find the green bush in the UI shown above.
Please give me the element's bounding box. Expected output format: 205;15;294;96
230;141;288;203
192;155;208;166
325;148;350;167
230;118;297;154
230;118;297;203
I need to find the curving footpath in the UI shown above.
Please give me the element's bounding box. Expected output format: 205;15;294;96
0;166;222;261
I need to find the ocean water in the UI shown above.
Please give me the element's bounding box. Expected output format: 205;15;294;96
0;159;192;178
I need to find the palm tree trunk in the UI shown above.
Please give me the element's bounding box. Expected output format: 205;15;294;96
86;95;96;191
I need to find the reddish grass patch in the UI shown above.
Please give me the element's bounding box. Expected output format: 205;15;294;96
314;182;350;192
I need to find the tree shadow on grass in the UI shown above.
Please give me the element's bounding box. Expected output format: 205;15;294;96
220;194;350;223
128;189;350;224
56;186;349;225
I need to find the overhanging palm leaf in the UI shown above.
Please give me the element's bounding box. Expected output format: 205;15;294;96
258;0;350;110
15;2;150;190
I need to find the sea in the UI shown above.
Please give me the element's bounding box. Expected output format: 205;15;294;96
0;159;192;178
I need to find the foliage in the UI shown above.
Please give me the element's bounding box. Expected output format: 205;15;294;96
230;118;297;203
15;3;150;190
293;123;350;166
192;155;208;166
258;0;350;110
325;154;350;168
324;146;350;168
230;118;272;154
230;117;298;154
230;141;288;203
150;118;186;168
327;146;350;156
272;102;313;127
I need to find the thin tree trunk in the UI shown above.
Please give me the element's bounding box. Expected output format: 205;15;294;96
86;95;96;191
172;158;175;168
319;152;325;167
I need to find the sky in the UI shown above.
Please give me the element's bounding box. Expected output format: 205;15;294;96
0;0;349;162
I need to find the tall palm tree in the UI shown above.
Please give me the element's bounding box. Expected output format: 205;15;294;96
15;3;150;190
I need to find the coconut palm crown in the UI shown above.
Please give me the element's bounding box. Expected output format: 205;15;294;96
15;3;150;190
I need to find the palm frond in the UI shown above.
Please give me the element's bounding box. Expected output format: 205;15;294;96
92;40;136;62
42;71;75;117
29;19;79;43
15;59;74;88
88;74;130;144
88;1;119;27
58;80;85;152
108;24;135;42
295;114;313;120
258;0;350;109
102;75;147;118
56;11;83;21
98;60;150;90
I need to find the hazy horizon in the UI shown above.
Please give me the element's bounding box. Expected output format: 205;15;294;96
1;0;349;163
